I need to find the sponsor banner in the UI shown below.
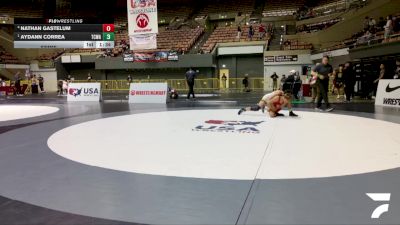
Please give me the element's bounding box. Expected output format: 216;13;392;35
123;53;134;62
264;56;274;63
264;55;298;63
275;55;298;62
67;83;101;102
133;51;168;62
375;79;400;108
167;51;179;61
127;0;158;35
129;82;168;103
129;33;157;50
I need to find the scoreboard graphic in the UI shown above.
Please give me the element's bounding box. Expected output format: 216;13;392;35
14;18;115;49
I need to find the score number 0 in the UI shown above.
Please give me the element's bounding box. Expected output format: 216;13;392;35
102;24;115;32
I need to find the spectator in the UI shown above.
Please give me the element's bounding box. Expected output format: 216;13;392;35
310;63;320;104
242;74;249;92
372;64;386;99
343;62;355;102
31;75;38;94
292;72;302;100
393;15;399;32
363;16;370;31
357;30;373;45
333;65;345;100
312;56;334;112
38;75;45;93
87;73;93;82
66;74;72;82
62;79;68;95
368;17;376;30
14;72;22;96
221;73;228;89
248;25;254;41
280;74;286;89
283;40;291;49
237;26;242;40
378;17;386;30
259;24;266;40
57;80;63;96
384;15;393;40
185;68;196;100
394;59;400;79
127;75;133;84
270;72;279;91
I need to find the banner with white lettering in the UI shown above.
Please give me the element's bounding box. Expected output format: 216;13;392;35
67;82;101;102
127;0;158;35
375;79;400;108
129;83;167;103
130;33;157;50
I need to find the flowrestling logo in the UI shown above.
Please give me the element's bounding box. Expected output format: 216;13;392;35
193;120;264;134
366;193;391;219
68;87;99;97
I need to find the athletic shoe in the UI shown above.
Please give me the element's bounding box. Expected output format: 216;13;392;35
325;107;334;112
275;112;285;117
238;108;245;115
289;111;298;117
314;107;323;112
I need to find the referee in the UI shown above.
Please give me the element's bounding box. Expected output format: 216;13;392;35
312;56;334;112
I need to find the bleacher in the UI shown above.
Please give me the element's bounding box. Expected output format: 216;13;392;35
315;12;400;52
201;24;272;53
297;0;352;20
0;46;20;64
197;0;254;17
262;0;305;17
37;50;66;61
113;27;204;54
297;17;342;33
0;6;43;18
158;6;193;22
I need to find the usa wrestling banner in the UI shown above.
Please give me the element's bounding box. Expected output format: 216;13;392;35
127;0;158;35
129;33;157;50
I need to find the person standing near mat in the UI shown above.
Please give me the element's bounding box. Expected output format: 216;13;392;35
14;72;22;96
270;72;279;91
343;62;355;102
38;75;45;93
185;67;196;100
312;56;334;112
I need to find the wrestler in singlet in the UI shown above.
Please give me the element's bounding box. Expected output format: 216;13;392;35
238;90;298;118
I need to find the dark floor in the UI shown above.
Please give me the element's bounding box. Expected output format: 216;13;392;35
0;93;399;225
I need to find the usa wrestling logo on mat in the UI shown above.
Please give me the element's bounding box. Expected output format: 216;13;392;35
192;120;264;134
